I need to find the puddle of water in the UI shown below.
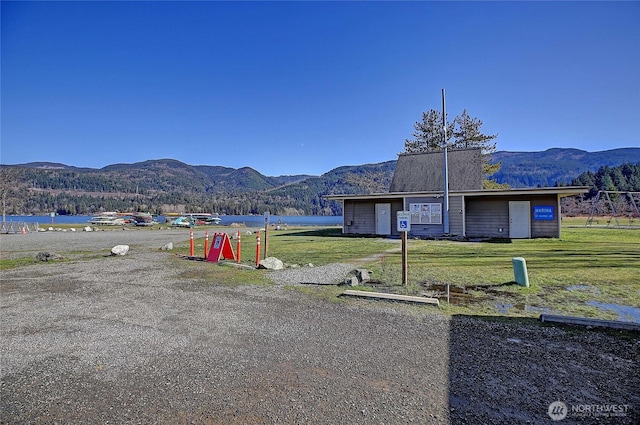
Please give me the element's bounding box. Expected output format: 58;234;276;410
586;301;640;323
567;285;590;291
421;283;639;323
495;303;512;314
566;285;601;294
421;283;555;314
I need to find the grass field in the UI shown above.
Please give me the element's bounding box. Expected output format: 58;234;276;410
216;220;640;321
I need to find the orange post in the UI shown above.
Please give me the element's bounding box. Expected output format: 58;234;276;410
189;228;195;257
204;230;209;259
255;232;261;267
236;230;242;263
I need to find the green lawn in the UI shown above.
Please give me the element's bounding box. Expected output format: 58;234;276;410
260;224;640;320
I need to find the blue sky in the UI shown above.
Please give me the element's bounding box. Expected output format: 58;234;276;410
1;1;638;176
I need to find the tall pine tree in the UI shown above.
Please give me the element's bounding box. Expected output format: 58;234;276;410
404;109;505;188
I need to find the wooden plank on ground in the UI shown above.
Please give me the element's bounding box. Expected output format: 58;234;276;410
540;314;640;331
342;290;439;306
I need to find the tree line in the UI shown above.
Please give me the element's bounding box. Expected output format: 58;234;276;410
561;162;640;217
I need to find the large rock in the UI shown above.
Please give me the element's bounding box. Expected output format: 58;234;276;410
346;276;360;287
342;269;373;286
160;242;173;251
111;245;130;256
356;269;371;283
258;257;284;270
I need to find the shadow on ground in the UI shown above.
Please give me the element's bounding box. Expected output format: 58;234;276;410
448;314;640;424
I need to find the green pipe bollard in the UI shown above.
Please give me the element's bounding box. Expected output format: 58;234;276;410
512;257;529;287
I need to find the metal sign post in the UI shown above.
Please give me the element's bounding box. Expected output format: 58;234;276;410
397;211;411;285
263;211;270;260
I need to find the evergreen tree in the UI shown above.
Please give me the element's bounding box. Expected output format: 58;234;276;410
404;108;505;188
404;109;454;153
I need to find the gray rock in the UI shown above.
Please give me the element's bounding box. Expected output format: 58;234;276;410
341;269;373;286
347;276;360;286
160;242;173;251
258;257;284;270
35;252;63;262
111;245;130;256
357;269;371;283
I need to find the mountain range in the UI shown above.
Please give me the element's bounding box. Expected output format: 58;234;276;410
3;147;639;215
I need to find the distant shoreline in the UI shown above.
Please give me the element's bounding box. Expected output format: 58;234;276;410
2;214;344;227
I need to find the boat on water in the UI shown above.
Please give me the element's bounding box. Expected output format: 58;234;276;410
88;213;127;226
130;212;158;226
166;213;222;227
88;212;157;226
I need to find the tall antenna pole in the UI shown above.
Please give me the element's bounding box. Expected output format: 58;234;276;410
442;89;450;234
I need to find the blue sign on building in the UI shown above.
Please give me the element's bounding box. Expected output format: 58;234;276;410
533;205;555;220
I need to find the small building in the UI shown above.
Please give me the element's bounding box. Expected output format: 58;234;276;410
327;149;589;239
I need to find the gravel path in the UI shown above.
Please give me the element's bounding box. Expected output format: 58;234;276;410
268;263;359;286
1;231;639;424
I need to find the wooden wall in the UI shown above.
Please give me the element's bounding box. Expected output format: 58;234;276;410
341;194;561;238
342;199;403;235
465;194;560;238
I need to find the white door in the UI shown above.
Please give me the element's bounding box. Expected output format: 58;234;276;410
509;201;531;238
375;203;391;235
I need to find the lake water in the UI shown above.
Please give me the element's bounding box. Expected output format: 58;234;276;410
3;214;343;227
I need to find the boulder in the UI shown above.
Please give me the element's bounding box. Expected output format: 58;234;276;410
111;245;130;256
356;269;371;283
258;257;284;270
342;269;373;286
347;276;360;287
160;242;173;251
83;226;92;232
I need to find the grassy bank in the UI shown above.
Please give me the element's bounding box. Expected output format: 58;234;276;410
223;223;640;321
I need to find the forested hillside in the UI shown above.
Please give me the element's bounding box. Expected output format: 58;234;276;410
0;159;394;216
491;148;640;187
562;162;640;217
570;163;640;196
1;148;638;216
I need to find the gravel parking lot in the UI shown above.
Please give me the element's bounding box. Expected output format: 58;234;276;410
1;230;639;424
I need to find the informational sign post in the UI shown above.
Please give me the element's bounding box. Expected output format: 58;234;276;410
263;211;270;259
397;211;411;232
397;211;411;285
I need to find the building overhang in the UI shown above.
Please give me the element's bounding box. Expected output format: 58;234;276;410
325;186;590;201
